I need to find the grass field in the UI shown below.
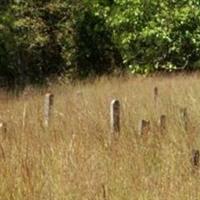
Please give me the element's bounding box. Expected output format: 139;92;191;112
1;74;200;199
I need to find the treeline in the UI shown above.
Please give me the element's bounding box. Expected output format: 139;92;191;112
1;0;200;87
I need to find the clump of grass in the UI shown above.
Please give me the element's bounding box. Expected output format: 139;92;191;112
0;74;200;199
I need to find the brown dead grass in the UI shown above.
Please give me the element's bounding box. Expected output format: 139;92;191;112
0;74;200;199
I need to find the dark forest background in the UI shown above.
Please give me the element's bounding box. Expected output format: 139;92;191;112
1;0;200;88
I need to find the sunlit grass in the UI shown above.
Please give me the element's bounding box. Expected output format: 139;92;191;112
0;74;200;199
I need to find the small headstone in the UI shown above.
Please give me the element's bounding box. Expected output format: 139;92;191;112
0;122;6;134
154;86;158;106
192;149;200;168
139;120;150;135
159;115;166;134
110;100;120;143
110;100;120;134
44;93;54;127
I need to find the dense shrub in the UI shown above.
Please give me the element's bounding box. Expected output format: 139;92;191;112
74;9;123;78
1;0;200;87
95;0;200;73
0;0;121;87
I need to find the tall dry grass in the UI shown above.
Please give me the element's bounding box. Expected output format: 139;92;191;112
0;74;200;199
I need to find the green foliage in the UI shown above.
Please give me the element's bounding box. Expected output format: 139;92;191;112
0;0;120;87
74;9;122;78
100;0;200;73
7;0;73;86
1;0;200;87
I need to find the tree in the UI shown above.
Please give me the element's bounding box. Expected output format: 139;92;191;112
0;0;122;88
94;0;200;73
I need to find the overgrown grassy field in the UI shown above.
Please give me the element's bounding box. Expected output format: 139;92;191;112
1;74;200;199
